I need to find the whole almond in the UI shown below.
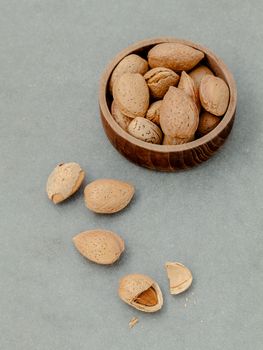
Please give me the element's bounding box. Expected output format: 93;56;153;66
163;134;194;145
113;73;149;118
73;229;125;265
146;100;162;125
118;274;163;313
198;111;221;135
165;262;193;295
128;117;162;144
144;67;179;98
148;43;204;71
189;65;214;90
109;54;148;93
200;75;230;116
160;87;199;138
46;162;85;204
111;100;132;131
178;71;200;111
84;179;134;214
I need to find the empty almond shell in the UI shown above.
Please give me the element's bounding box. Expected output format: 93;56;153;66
46;162;85;204
84;179;134;214
73;229;124;265
118;274;163;312
165;262;193;295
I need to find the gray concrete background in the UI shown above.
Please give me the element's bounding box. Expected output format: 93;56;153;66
1;0;263;349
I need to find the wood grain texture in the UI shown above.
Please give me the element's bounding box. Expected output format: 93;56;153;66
99;38;237;172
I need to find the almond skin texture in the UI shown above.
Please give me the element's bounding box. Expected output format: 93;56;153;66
148;43;204;72
146;100;162;125
144;67;179;98
109;54;148;93
163;134;194;145
84;179;134;214
128;117;162;144
46;162;85;204
113;73;150;118
111;100;132;131
198;111;221;135
178;71;200;111
200;75;230;116
160;87;199;138
165;262;193;295
118;274;163;313
189;65;214;90
73;229;124;265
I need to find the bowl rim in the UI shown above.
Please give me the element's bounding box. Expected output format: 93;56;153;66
99;37;237;153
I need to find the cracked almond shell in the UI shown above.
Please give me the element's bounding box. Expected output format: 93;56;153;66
160;87;199;138
148;43;204;72
84;179;134;214
118;274;163;313
165;262;193;295
73;229;124;265
144;67;179;98
46;162;85;204
109;54;148;93
113;73;149;118
200;75;230;116
128;117;162;144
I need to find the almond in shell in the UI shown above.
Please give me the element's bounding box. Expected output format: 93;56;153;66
128;117;162;144
163;134;195;145
199;75;230;116
198;111;221;135
160;87;199;138
146;100;162;125
73;229;124;265
144;67;179;98
118;274;163;313
113;73;149;118
189;65;214;90
109;54;148;93
148;43;204;72
111;100;132;131
178;71;200;111
46;162;85;204
84;179;134;214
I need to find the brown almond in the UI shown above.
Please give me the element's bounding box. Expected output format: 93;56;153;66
144;67;179;98
198;111;221;135
84;179;134;214
148;43;204;71
118;274;163;313
46;162;85;204
73;229;124;265
146;100;162;125
165;262;193;295
109;54;148;93
160;87;199;138
128;117;162;144
178;71;200;111
113;73;149;118
200;75;230;116
163;134;194;145
189;65;214;90
111;100;132;131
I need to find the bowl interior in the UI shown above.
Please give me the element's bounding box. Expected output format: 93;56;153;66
100;38;237;152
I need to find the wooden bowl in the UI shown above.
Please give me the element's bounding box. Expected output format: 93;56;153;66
99;37;237;171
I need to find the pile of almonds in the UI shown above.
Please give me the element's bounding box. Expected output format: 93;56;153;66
46;162;193;315
109;43;230;144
